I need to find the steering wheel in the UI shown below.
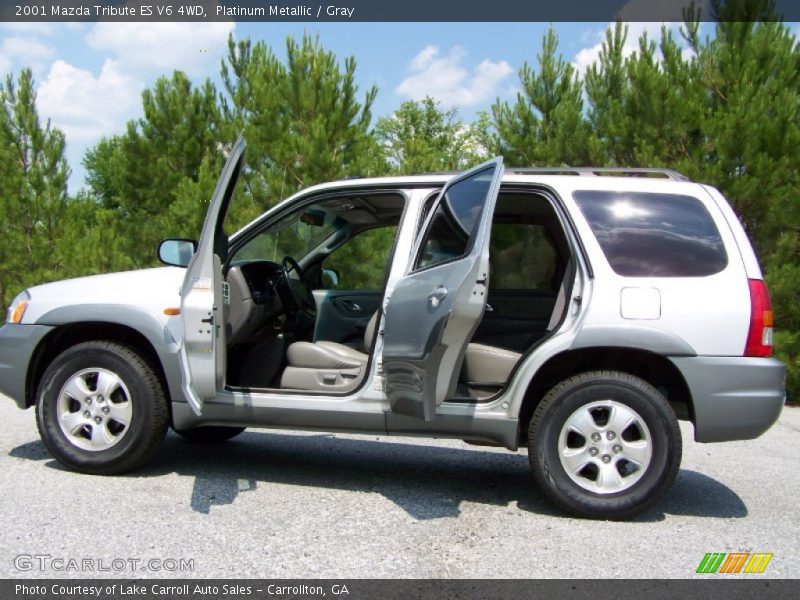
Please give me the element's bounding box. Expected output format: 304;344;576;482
279;256;316;318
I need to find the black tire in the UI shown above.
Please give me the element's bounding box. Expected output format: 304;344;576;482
529;370;681;520
36;341;169;475
173;426;246;443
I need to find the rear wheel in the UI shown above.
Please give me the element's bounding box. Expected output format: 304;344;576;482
173;426;246;443
529;370;681;520
36;341;168;475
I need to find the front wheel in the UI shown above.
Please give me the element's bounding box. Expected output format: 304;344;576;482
36;341;169;475
529;370;681;520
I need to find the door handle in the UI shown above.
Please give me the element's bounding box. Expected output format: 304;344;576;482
428;286;448;308
341;299;363;313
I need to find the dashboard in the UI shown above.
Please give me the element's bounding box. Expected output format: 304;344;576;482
225;260;285;345
233;260;283;305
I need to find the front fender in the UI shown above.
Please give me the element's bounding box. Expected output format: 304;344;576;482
34;304;185;406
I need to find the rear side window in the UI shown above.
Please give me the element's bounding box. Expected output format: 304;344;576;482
573;191;727;277
490;223;557;290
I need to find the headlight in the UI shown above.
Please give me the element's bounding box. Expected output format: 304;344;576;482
6;290;30;324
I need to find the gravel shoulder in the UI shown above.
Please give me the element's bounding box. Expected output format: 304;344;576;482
1;395;798;578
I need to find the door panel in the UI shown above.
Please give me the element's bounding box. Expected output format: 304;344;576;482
472;215;563;352
179;135;245;415
312;290;384;349
382;158;504;421
472;289;557;352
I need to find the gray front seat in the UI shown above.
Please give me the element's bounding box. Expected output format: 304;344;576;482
280;312;378;391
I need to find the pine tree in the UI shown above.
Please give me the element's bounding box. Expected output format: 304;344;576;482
491;26;591;166
684;16;800;249
220;33;379;232
0;69;69;306
583;22;635;166
83;71;225;266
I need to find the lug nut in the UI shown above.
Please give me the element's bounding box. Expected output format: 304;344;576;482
94;417;102;424
85;398;92;405
83;411;90;418
607;431;616;440
102;406;110;414
613;444;622;454
589;447;599;457
591;432;601;442
602;454;611;463
97;396;104;403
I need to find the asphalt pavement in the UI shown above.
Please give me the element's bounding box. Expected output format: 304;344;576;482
1;394;798;578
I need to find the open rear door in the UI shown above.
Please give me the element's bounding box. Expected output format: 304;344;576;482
382;157;504;421
178;135;245;415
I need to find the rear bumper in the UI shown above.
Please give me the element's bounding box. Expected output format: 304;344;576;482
0;323;54;408
669;356;786;442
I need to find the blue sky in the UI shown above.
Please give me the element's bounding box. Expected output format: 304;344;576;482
0;20;792;191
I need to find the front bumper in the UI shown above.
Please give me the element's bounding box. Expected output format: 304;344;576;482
669;356;786;442
0;323;55;408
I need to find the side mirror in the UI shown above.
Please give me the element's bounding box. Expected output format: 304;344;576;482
158;239;197;268
321;268;340;289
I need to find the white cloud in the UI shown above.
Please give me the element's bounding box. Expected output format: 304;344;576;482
0;35;55;77
396;45;513;108
2;36;55;62
572;22;683;77
37;59;141;144
410;45;439;71
86;22;234;77
36;23;234;149
572;34;605;78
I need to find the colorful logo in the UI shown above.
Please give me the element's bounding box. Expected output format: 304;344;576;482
696;552;773;574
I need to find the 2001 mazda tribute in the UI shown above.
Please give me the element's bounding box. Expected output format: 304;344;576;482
0;136;786;519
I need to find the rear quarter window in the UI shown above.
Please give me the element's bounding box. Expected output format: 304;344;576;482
573;190;728;277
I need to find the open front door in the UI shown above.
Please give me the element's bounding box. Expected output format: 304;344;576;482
178;136;245;415
382;157;504;421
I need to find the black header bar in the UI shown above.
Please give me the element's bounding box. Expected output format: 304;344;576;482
3;0;800;22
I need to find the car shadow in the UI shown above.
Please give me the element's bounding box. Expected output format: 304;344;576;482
9;439;51;461
10;432;748;521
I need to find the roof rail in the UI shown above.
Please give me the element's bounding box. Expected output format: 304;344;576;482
508;167;691;182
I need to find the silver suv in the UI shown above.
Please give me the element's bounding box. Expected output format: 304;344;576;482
0;137;786;519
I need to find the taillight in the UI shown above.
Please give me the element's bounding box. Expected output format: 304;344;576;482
745;279;774;357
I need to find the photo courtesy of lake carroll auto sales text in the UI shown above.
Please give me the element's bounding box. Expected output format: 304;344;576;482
16;583;350;596
0;0;797;598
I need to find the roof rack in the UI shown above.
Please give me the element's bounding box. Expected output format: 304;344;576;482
508;167;690;182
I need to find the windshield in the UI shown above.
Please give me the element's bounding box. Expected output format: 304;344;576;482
231;205;345;264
